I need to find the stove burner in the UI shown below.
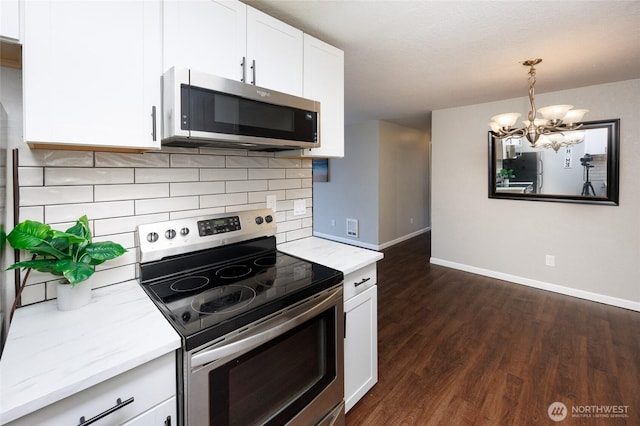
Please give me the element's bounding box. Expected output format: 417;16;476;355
170;276;210;292
216;264;253;280
191;285;256;314
254;256;277;268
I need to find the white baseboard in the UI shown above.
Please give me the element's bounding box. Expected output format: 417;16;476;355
313;227;430;251
429;257;640;312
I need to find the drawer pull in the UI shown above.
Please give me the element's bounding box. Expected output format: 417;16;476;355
354;277;371;287
78;397;134;426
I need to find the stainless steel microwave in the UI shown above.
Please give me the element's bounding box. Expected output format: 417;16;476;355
162;67;320;151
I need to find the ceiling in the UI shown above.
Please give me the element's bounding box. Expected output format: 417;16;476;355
243;0;640;130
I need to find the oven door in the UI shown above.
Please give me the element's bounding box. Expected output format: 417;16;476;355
186;286;344;426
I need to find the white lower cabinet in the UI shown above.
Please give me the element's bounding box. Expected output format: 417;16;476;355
7;352;177;426
344;276;378;413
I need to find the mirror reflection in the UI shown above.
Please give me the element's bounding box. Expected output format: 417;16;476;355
489;120;619;205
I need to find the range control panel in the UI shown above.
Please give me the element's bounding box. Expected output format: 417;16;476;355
137;209;276;263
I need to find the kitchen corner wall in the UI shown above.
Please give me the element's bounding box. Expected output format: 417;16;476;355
15;147;313;306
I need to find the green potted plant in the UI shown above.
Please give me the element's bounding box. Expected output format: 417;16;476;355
499;168;515;185
7;215;126;312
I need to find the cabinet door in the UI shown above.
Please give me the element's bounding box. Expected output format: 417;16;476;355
246;6;303;96
277;34;344;159
23;0;161;150
0;0;20;41
344;285;378;413
163;0;247;81
121;396;176;426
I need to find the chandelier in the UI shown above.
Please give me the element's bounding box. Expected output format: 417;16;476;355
489;59;588;152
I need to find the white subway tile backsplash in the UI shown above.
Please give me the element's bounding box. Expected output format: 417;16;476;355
226;180;268;193
247;190;286;204
45;200;134;224
171;153;225;168
94;213;168;236
46;167;134;185
170;207;226;219
277;219;301;233
286;188;312;199
136;168;199;183
19;149;94;167
269;179;301;190
286;227;312;241
200;192;247;208
135;196;199;215
286;168;313;178
16;146;313;303
18;167;44;186
269;158;302;169
20;185;93;206
20;283;46;306
226;156;269;169
249;168;286;180
200;168;248;181
170;181;225;197
96;152;170;167
19;206;44;222
95;183;169;201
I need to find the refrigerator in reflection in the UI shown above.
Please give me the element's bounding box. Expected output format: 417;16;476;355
502;152;542;193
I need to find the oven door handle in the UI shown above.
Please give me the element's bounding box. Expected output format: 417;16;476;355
191;289;341;369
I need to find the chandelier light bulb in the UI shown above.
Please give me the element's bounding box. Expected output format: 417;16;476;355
488;59;588;149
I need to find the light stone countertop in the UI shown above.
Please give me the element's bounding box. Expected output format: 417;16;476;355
279;237;383;274
0;280;180;424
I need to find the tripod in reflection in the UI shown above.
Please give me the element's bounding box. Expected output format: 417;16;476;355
580;154;596;196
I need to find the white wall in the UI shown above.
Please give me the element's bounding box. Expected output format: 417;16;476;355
313;121;380;246
378;121;430;245
431;79;640;310
314;120;430;249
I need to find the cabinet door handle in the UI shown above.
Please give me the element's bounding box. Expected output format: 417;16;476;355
354;277;371;287
251;59;256;85
241;56;246;82
151;106;157;141
165;415;172;426
78;397;134;426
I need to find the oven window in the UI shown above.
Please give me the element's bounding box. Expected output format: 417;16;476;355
209;309;336;425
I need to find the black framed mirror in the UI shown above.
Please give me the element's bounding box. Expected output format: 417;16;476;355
488;119;620;205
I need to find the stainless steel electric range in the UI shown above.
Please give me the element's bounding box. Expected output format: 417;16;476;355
137;209;345;426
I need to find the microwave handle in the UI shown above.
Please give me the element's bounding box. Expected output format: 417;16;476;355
191;288;341;369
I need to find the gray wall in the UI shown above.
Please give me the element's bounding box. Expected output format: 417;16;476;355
431;79;640;310
314;120;430;249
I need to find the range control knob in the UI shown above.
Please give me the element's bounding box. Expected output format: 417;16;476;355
146;232;159;243
165;229;177;240
255;216;264;225
180;227;190;237
265;215;273;223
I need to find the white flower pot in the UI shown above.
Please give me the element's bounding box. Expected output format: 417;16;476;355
56;280;92;311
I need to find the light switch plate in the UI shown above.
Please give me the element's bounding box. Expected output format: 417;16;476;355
293;199;306;216
266;195;277;212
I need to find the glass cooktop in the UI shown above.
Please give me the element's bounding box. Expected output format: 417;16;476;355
142;250;343;351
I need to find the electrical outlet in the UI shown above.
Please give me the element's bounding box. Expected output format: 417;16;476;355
331;219;336;227
266;195;277;212
293;199;306;216
545;255;555;267
410;218;414;224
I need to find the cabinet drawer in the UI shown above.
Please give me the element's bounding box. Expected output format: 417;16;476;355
7;352;177;426
343;263;377;301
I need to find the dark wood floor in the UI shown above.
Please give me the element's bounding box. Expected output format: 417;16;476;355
346;233;640;425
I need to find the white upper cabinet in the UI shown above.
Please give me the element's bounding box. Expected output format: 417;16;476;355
23;0;162;151
0;0;21;41
163;0;303;96
279;34;344;158
246;6;303;96
163;0;247;81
